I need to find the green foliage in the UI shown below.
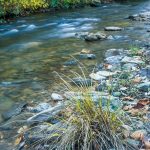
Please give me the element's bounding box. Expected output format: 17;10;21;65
0;0;48;18
0;0;99;18
129;46;140;56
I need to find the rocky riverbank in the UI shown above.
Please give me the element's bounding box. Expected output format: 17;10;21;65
1;10;150;150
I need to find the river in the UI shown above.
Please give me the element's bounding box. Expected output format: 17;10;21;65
0;0;150;123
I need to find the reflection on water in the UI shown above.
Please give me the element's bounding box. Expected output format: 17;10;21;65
0;1;150;122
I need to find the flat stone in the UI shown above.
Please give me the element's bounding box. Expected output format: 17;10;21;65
105;48;126;58
104;26;123;31
105;55;123;64
27;103;52;113
121;56;144;64
80;48;92;54
89;73;106;81
96;70;117;77
2;102;27;120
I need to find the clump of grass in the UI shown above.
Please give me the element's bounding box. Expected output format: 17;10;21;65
129;45;140;56
27;63;135;150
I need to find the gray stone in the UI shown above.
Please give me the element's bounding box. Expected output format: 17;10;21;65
126;138;140;148
137;82;150;92
27;103;52;113
89;73;106;81
79;54;96;59
105;48;126;58
139;67;150;78
122;63;138;71
2;102;27;120
105;55;123;64
104;26;123;31
84;32;107;41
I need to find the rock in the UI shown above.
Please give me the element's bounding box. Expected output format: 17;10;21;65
137;82;150;92
139;67;150;78
51;93;64;101
27;103;52;113
27;103;64;123
122;63;138;71
96;70;117;77
121;56;144;64
95;83;106;91
105;55;123;64
80;48;92;54
126;138;140;148
79;54;96;59
2;102;27;120
128;12;150;21
130;130;147;140
105;48;126;58
112;92;121;97
72;78;93;86
75;32;107;41
63;60;78;66
84;32;107;41
104;26;123;31
89;73;106;81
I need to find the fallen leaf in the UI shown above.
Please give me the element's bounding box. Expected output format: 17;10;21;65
14;133;23;146
122;96;134;101
123;105;133;111
138;98;150;106
133;103;145;109
132;77;142;84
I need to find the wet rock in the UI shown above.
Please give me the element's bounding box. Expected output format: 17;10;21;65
128;12;150;21
112;92;121;97
51;93;64;101
84;32;107;41
27;103;52;113
139;67;150;78
137;82;150;92
105;55;123;64
27;103;64;123
79;54;96;59
72;78;93;86
89;73;106;81
63;60;78;66
2;102;27;120
121;56;144;64
104;26;123;31
75;32;107;41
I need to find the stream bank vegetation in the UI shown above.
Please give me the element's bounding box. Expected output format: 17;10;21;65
0;0;112;23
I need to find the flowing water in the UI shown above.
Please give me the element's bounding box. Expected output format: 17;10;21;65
0;0;150;122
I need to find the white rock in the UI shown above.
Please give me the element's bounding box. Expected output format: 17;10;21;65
89;73;106;81
96;71;116;77
51;93;64;101
104;26;123;31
